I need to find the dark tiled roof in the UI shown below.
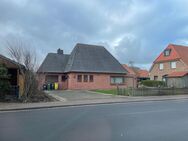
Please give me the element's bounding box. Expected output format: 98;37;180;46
38;53;70;73
38;43;127;74
64;43;127;74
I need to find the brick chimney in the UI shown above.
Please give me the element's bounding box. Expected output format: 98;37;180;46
57;48;64;54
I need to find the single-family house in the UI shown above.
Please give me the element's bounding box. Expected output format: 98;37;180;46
150;44;188;88
38;43;134;90
122;64;137;88
0;54;25;97
136;69;150;82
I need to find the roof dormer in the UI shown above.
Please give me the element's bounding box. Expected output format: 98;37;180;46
164;49;171;57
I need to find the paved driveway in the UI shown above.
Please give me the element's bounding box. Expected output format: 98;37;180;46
47;90;116;101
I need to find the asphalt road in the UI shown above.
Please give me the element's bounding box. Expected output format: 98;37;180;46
1;100;188;141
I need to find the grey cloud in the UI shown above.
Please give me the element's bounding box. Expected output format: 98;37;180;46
0;0;188;69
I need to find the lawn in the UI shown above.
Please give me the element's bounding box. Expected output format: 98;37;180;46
93;89;117;95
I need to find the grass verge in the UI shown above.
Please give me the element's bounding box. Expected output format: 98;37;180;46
92;89;117;95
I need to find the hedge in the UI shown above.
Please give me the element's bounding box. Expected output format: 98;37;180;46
141;80;166;87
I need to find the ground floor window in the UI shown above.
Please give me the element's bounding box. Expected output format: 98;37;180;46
77;75;82;82
77;74;94;82
154;76;158;80
84;75;88;82
89;75;94;82
110;76;124;84
45;75;58;83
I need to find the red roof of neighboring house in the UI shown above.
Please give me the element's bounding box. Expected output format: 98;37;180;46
122;64;149;78
154;44;188;65
137;69;149;78
167;71;188;78
122;64;136;75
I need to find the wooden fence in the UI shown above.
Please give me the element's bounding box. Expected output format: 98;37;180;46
117;87;188;96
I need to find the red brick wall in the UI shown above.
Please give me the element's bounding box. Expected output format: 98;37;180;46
58;75;68;90
126;76;137;88
150;60;188;81
37;73;68;90
38;72;136;90
67;73;131;90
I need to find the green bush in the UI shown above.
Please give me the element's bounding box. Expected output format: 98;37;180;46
141;80;166;87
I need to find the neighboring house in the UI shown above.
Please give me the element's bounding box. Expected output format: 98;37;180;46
166;71;188;88
122;64;149;87
38;43;134;90
137;68;150;82
150;44;188;82
0;54;25;97
122;64;137;88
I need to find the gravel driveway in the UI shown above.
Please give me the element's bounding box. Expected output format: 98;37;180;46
47;90;116;101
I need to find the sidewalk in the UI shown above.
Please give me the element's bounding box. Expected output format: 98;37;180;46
1;95;188;111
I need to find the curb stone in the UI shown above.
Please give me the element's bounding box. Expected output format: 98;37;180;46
1;96;188;112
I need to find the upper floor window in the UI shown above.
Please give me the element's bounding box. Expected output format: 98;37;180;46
159;63;163;70
164;49;171;56
171;61;176;69
110;76;124;84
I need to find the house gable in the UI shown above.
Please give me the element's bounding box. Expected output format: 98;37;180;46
150;44;188;72
154;44;180;63
150;44;188;80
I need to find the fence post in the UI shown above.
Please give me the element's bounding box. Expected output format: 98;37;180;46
132;87;134;96
117;85;119;95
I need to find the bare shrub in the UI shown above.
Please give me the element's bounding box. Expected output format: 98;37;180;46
6;38;39;100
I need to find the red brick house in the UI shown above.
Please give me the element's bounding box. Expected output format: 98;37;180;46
37;43;134;90
122;64;149;87
150;44;188;82
122;64;137;88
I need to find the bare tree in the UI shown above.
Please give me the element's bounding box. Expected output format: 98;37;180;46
6;38;38;100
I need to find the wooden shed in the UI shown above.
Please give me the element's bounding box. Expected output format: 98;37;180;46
166;71;188;88
0;54;25;97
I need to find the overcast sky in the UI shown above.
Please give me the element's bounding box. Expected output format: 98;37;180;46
0;0;188;69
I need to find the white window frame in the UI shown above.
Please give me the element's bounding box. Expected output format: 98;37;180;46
171;61;176;69
159;63;164;70
164;49;171;56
